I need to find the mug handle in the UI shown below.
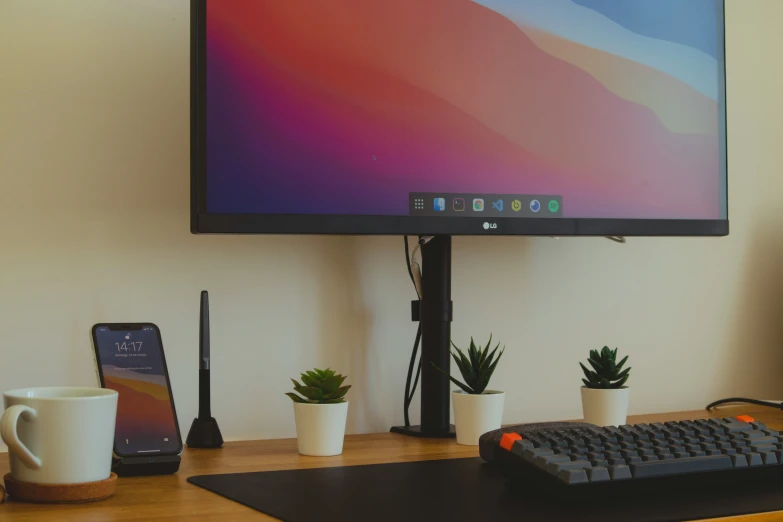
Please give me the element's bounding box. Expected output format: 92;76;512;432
0;405;43;469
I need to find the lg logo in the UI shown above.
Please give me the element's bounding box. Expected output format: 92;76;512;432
483;222;497;230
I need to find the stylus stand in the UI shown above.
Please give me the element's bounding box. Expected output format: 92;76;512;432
112;455;181;477
186;416;224;448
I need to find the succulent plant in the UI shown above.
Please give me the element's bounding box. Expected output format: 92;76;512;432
433;335;504;394
286;368;351;404
580;347;631;389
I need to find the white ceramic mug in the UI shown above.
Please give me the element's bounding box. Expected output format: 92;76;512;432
1;387;118;484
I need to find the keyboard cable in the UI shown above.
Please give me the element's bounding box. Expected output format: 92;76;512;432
705;398;783;411
402;236;422;427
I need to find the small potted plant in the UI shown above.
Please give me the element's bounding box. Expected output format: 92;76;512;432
286;368;351;456
580;346;631;427
434;335;505;446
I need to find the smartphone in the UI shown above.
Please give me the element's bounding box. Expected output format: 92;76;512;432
91;323;183;458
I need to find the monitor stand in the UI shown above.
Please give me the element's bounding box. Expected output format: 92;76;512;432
391;235;456;438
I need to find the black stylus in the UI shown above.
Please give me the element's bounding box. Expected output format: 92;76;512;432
198;290;211;420
186;290;223;448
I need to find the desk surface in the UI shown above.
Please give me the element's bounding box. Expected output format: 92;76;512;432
1;406;781;521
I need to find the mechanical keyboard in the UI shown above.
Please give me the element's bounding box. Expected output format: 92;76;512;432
479;415;783;497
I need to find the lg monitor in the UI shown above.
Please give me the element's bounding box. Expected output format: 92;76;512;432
191;0;728;435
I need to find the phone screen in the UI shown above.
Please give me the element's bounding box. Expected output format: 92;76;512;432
93;325;182;457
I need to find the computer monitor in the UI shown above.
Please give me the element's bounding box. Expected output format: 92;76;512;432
191;0;727;237
190;0;728;435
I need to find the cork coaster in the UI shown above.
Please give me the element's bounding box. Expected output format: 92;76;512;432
3;473;117;504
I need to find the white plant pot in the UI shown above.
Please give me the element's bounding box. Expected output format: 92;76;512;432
581;387;630;427
452;391;505;446
293;401;348;456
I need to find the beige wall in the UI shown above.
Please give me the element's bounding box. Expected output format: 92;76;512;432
1;0;782;450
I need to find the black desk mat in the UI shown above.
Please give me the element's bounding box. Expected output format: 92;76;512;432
188;457;783;521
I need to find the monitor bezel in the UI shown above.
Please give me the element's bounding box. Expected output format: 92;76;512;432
190;0;728;237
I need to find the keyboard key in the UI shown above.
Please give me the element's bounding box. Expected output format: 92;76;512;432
535;454;571;469
751;445;776;453
725;422;752;433
587;466;610;482
746;453;763;466
761;452;779;465
557;468;589;484
742;431;766;440
599;434;618;444
609;465;632;480
642;454;660;462
750;422;767;430
746;436;777;444
548;438;569;448
629;455;733;478
553;448;572;455
546;459;592;475
722;448;737;455
608;457;626;466
730;454;748;467
625;456;642;465
659;453;675;460
689;451;706;457
706;449;723;456
590;459;608;468
621;449;639;458
523;448;554;462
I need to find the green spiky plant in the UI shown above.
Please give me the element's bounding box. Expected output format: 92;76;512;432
286;368;351;404
433;335;504;394
580;347;631;389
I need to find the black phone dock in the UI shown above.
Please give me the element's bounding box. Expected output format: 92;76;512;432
113;454;181;477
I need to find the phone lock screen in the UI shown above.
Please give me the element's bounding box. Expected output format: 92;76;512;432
93;325;181;456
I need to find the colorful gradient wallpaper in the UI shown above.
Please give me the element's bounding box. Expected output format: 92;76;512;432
95;328;180;456
205;0;726;219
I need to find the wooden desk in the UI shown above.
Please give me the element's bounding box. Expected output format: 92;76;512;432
1;406;781;521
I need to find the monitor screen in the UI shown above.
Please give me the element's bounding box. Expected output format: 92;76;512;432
192;0;727;236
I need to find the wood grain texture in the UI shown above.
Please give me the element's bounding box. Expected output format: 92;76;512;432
0;406;781;521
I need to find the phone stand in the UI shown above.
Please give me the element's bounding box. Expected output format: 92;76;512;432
112;454;181;477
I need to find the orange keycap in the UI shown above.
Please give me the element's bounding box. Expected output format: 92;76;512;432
500;432;522;451
736;415;755;423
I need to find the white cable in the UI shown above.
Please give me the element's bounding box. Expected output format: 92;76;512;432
410;243;423;298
